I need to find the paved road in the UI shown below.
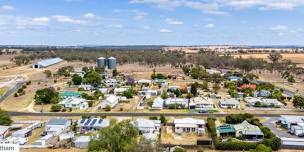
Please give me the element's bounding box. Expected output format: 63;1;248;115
263;117;300;138
7;111;302;117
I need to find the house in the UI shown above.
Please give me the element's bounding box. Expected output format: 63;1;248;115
59;97;88;110
280;115;304;129
104;79;119;87
114;88;128;95
0;126;9;140
133;119;161;134
168;86;180;91
153;79;168;87
189;97;214;112
137;79;152;85
74;136;91;149
290;123;304;136
77;118;110;133
12;128;32;138
219;98;240;109
45;119;71;135
227;76;242;82
216;124;236;137
253;90;271;97
206;69;221;75
233;120;264;140
33;134;55;147
164;98;189;108
100;95;119;108
244;97;284;108
99;88;109;94
173;118;205;135
138;89;161;98
239;84;256;90
78;85;93;91
151;97;164;110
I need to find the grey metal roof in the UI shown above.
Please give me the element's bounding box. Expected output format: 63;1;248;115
47;119;69;126
36;58;63;67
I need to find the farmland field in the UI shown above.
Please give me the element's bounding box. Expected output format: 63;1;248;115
232;53;304;64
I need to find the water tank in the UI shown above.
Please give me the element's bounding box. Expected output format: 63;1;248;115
97;57;106;68
107;57;117;69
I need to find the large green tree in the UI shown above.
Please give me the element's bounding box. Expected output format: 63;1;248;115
84;71;102;87
88;120;139;152
293;95;304;109
72;74;82;85
34;88;59;104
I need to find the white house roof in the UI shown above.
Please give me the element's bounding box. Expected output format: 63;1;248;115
114;88;128;92
137;79;152;83
59;97;86;105
152;97;164;108
105;95;119;104
174;118;205;128
165;98;189;105
134;119;160;128
190;97;213;105
220;98;240;105
262;98;284;106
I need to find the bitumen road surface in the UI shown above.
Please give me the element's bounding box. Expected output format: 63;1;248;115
7;111;301;117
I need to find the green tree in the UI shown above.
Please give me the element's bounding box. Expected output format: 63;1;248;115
88;120;139;152
293;95;304;109
0;108;13;126
173;147;186;152
94;90;104;99
123;88;134;99
112;69;118;77
160;114;167;123
34;88;59;104
173;89;182;97
72;74;82;85
84;71;102;87
161;91;168;99
212;83;220;94
190;83;198;97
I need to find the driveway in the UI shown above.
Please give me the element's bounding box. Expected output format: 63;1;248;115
263;117;300;138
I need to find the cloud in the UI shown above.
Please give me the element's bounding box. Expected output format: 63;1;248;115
160;28;172;33
113;9;122;13
270;25;288;30
164;18;184;25
1;5;15;11
83;13;96;19
107;24;124;28
130;0;304;13
52;15;85;24
132;10;147;20
205;23;215;28
31;17;51;25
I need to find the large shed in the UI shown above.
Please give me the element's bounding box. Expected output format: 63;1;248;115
32;57;63;69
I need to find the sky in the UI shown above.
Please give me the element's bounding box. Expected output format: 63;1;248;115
0;0;304;46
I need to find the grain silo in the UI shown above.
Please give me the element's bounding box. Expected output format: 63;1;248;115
107;57;117;69
97;57;106;68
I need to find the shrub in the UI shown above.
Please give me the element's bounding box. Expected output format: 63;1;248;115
104;105;111;111
51;105;62;112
